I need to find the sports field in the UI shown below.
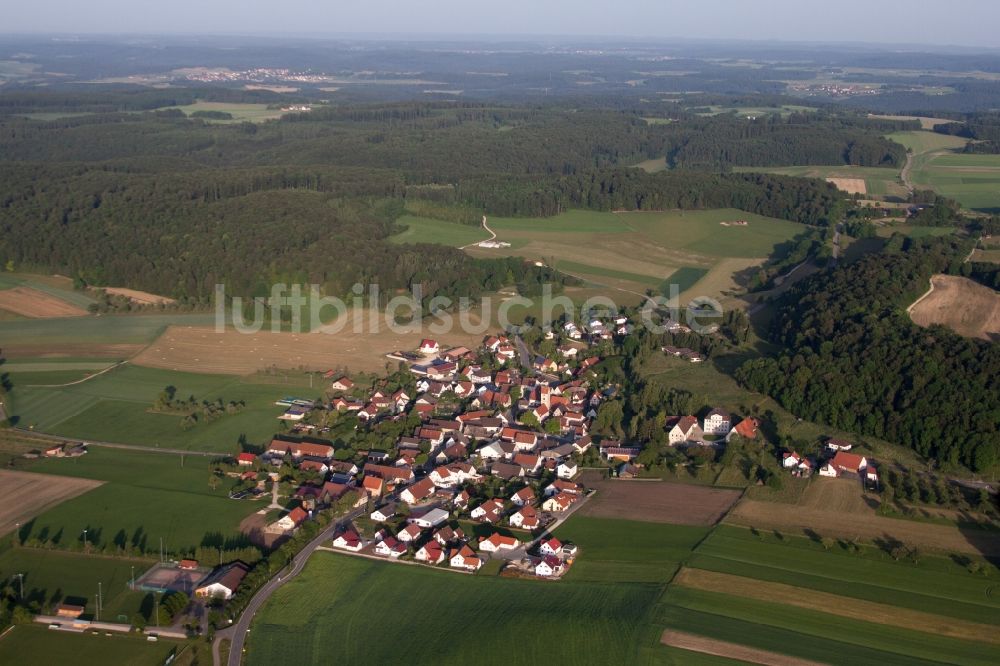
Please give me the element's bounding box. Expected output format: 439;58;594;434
0;625;181;666
7;364;293;451
16;447;262;555
0;548;151;620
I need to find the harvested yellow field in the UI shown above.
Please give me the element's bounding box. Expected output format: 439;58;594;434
102;287;176;305
673;568;1000;645
908;274;1000;340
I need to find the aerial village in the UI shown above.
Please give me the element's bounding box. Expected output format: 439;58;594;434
206;311;878;592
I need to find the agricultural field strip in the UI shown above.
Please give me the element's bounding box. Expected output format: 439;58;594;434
660;630;824;666
673;567;998;644
0;469;103;537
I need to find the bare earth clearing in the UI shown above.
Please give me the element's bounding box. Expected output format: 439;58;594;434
0;287;88;318
674;568;1000;645
0;469;103;537
660;630;822;666
908;274;1000;340
132;310;488;375
579;473;741;525
102;287;177;305
826;177;867;195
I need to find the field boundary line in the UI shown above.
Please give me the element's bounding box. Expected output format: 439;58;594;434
24;360;128;388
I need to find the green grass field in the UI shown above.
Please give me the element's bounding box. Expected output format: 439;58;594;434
7;364;298;452
0;548;151;620
734;164;908;200
16;447;263;555
0;312;215;348
246;552;667;666
0;625;182;666
688;526;1000;624
170;101;288;123
556;516;709;583
389;215;491;247
454;209;804;304
911;152;1000;211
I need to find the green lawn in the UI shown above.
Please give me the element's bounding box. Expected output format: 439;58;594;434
16;447;263;556
389;215;491;247
0;625;182;666
0;548;151;620
8;364;302;452
246;552;666;666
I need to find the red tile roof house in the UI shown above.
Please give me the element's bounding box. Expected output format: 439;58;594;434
331;377;354;391
374;536;407;558
361;475;384;497
510;487;536;506
479;532;519;553
470;498;506;523
419;339;440;354
400;478;436;505
727;417;759;441
449;545;482;571
236;452;256;466
542;491;577;512
415;541;446;565
509;506;540;529
535;555;563;577
195;562;250;600
333;530;364;551
539;537;563;557
397;523;425;543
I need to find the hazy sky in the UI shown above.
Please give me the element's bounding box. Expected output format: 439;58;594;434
5;0;1000;49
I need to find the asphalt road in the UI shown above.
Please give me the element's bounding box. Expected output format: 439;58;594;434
214;506;366;666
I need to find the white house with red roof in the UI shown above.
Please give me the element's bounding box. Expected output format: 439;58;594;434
535;555;563;577
415;541;446;564
374;536;407;558
419;339;440;354
509;506;539;529
397;523;424;543
539;537;563;557
479;532;519;553
668;416;703;444
332;530;363;551
331;377;354;391
449;545;482;571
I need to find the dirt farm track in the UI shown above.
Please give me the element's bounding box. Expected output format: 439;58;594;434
0;469;103;537
578;473;741;525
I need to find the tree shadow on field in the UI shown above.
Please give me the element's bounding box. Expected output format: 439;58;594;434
957;507;1000;569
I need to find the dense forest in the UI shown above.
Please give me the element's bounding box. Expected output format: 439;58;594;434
934;112;1000;154
0;101;854;298
736;236;999;471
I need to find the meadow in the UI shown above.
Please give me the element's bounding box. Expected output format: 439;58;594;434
0;625;182;666
166;101;289;123
246;552;667;666
403;208;808;305
911;152;1000;211
7;364;296;451
734;164;908;199
14;447;263;555
0;548;152;621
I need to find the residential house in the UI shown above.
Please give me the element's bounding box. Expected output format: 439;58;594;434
332;530;364;551
539;537;563;557
419;339;440;354
728;417;759;441
400;478;436;505
479;532;519;553
512;453;541;474
449;545;482;571
374;536;407;558
509;506;540;530
415;541;446;564
542;492;577;512
331;377;354;391
471;498;506;523
397;523;424;543
667;416;703;444
236;453;256;466
491;462;525;481
370;503;397;522
544;479;580;496
510;487;536;507
433;525;464;546
535;555;563;577
703;408;732;436
556;461;578;479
